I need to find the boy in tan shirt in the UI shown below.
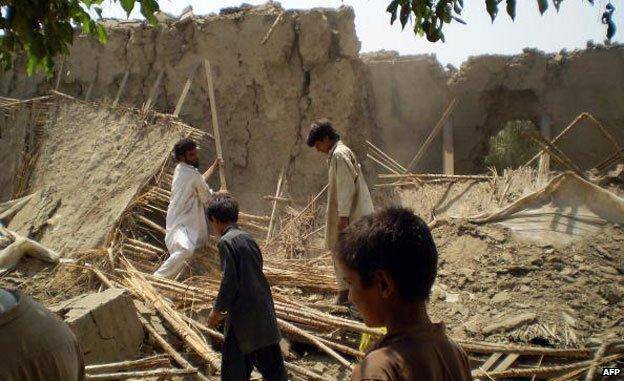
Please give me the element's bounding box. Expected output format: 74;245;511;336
337;208;472;381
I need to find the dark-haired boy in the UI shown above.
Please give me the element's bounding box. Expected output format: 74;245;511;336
206;195;287;381
337;207;472;381
307;118;374;305
154;138;222;279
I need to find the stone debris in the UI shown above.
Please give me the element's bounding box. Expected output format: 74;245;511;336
52;288;144;365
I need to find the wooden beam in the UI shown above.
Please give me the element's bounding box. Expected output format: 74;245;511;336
523;130;585;178
173;62;199;117
443;119;454;175
142;68;165;112
266;167;286;241
537;115;551;185
54;58;65;90
204;59;227;190
112;70;130;107
407;99;457;171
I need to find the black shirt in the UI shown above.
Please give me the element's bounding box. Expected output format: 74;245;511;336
214;225;281;354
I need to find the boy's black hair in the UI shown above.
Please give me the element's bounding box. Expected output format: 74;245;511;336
337;207;438;301
207;195;239;223
173;138;197;160
306;118;340;147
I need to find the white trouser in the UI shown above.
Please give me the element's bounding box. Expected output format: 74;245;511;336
154;227;196;279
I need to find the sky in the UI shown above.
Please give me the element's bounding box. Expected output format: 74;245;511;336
96;0;622;67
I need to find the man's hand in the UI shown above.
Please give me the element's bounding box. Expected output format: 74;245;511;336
208;308;223;328
213;157;223;169
338;216;349;231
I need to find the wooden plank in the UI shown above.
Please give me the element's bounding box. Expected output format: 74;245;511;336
407;98;457;171
174;62;199;117
537;115;551;184
54;58;65;90
481;352;503;372
443;119;454;175
112;70;130;107
84;81;95;101
142;68;165;112
204;59;227;190
493;353;520;372
266;167;286;241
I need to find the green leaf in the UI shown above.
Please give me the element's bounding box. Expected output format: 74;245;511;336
486;0;499;22
399;3;411;30
506;0;516;20
387;0;400;25
120;0;135;17
97;24;108;43
537;0;548;14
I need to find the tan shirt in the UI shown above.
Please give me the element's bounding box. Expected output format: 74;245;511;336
0;290;85;381
325;141;374;250
352;323;473;381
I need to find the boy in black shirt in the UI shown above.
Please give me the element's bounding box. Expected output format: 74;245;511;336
206;195;287;381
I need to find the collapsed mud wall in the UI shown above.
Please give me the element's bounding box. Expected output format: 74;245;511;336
0;5;375;213
365;46;624;173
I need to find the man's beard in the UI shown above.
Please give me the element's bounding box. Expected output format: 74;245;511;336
187;159;200;168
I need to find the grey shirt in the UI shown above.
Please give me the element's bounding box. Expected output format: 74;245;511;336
214;225;281;354
0;290;85;381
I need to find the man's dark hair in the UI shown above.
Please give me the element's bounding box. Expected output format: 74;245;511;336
337;207;438;301
306;118;340;147
207;195;239;223
173;138;197;160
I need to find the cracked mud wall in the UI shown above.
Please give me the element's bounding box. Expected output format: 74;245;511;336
365;46;624;173
0;5;375;213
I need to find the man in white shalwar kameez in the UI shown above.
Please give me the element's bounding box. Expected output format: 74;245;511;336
307;119;374;304
154;138;222;279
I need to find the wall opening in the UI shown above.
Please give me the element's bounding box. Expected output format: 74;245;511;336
484;119;539;172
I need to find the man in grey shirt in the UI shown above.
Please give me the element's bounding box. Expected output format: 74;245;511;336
0;289;84;381
206;195;287;381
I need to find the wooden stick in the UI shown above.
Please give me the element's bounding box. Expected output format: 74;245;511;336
261;12;285;45
267;167;286;241
112;70;130;107
457;341;592;358
88;268;211;381
84;81;95;101
174;63;199;117
85;355;170;373
526;112;622;166
585;341;612;381
55;58;65;90
0;193;34;221
265;184;328;246
85;367;196;380
134;215;165;235
367;153;400;175
525;112;586;166
443;119;454;175
263;195;292;203
523;130;585;178
407;98;457;171
204;59;227;190
471;353;624;379
379;173;491;180
366;140;406;173
277;318;352;369
142;68;165;112
139;316;210;381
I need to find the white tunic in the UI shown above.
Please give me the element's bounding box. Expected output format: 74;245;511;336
165;162;212;252
154;163;212;278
